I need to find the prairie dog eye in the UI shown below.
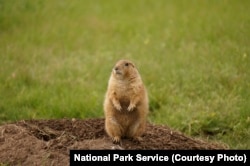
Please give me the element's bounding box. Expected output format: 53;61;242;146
125;63;129;66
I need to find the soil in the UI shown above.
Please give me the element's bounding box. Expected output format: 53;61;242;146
0;118;227;165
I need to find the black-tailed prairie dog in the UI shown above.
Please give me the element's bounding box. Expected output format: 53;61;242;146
104;59;149;143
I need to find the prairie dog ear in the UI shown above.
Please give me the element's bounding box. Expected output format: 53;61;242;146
129;62;135;68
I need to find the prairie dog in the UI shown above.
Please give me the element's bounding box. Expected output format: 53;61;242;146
104;59;149;143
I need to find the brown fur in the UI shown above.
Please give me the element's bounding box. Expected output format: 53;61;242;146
104;59;149;143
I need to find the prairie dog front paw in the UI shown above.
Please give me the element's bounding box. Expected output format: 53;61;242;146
127;103;136;112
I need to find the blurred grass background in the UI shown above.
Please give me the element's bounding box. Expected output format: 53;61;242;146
0;0;249;148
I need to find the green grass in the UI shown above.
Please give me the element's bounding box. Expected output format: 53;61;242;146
0;0;249;149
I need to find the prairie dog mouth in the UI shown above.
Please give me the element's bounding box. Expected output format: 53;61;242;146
114;69;122;75
113;67;123;75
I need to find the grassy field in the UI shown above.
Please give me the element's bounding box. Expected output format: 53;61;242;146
0;0;249;149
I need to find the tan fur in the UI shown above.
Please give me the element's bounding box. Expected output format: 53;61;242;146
104;59;149;143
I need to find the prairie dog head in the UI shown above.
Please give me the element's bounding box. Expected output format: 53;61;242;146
112;60;139;80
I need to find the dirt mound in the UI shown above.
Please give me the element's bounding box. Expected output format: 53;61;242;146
0;118;226;165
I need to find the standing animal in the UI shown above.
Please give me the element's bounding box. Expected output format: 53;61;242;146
104;59;149;143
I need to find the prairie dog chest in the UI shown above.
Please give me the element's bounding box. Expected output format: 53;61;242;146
114;82;135;103
115;85;133;100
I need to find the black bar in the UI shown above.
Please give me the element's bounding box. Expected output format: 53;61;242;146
70;150;249;166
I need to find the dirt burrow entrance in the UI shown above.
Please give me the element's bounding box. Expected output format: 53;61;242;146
0;118;227;165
